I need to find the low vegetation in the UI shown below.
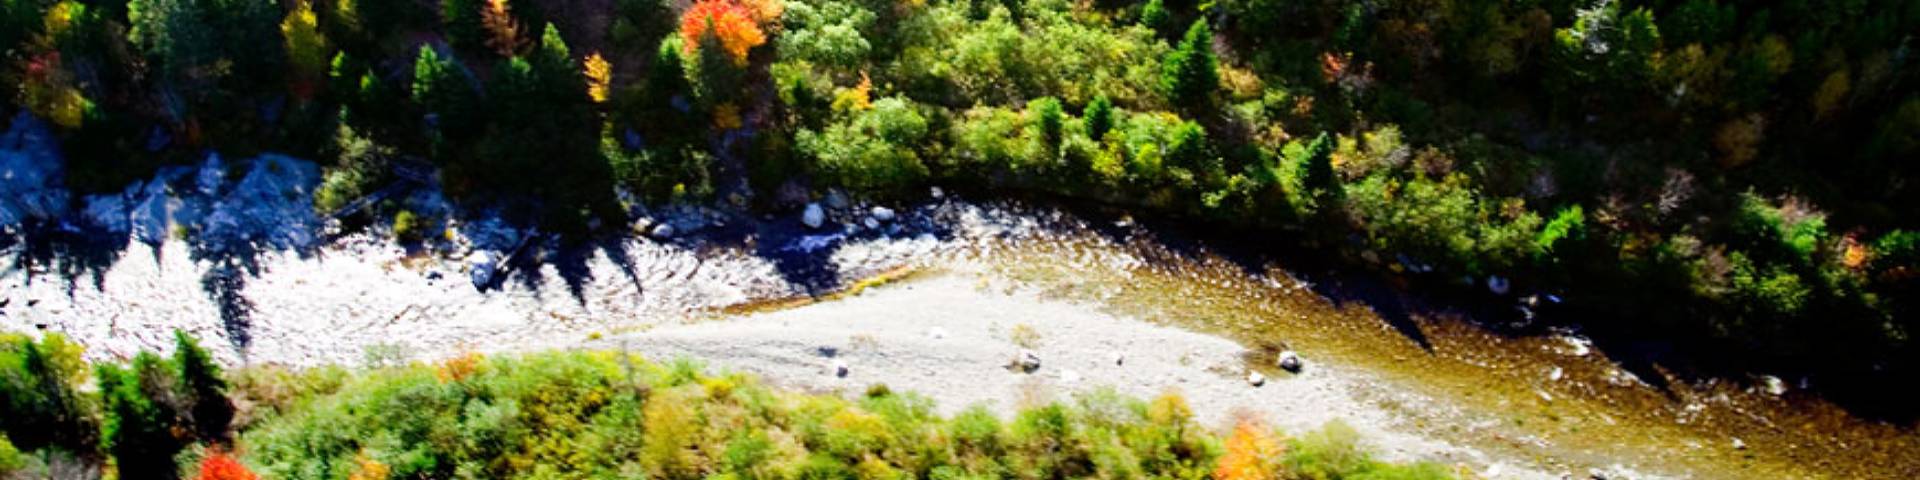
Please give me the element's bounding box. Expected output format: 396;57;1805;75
2;0;1916;394
1;333;1452;479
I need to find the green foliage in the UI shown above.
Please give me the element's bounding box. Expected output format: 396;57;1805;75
393;210;424;241
1139;0;1169;35
0;333;98;455
174;331;234;443
779;0;877;73
1030;96;1065;157
0;433;21;474
1085;95;1114;141
1535;206;1586;258
612;0;674;51
798;97;932;191
1299;132;1337;203
97;354;186;479
1162;20;1218;109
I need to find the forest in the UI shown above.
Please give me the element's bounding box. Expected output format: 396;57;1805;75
2;0;1917;437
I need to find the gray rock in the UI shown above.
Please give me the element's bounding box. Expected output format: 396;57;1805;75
863;218;881;230
1277;350;1303;373
802;203;826;229
1487;275;1511;295
871;206;896;222
930;186;945;199
825;190;850;210
650;223;677;239
833;359;850;378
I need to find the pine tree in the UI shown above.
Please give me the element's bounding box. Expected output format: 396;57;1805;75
1162;20;1218;109
1300;132;1337;201
98;354;185;479
173;331;233;444
1140;0;1169;36
1085;95;1114;141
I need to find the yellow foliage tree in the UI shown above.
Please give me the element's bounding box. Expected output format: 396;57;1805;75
1212;419;1285;480
584;52;613;103
282;0;330;99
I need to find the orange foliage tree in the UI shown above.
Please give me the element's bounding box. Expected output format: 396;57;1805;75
1212;418;1285;480
679;0;766;66
194;451;260;480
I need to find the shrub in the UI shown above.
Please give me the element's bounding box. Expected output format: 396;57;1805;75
798;97;932;191
0;333;98;455
392;210;424;242
194;451;259;480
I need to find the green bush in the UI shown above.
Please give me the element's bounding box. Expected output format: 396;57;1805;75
799;97;933;191
0;333;98;456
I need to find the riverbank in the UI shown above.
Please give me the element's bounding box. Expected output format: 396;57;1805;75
6;198;1918;478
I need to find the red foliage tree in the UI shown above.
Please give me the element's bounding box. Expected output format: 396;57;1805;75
194;451;259;480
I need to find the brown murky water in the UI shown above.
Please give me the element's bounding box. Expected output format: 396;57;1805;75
924;213;1920;479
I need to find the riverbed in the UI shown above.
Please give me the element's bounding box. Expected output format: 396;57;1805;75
5;197;1917;479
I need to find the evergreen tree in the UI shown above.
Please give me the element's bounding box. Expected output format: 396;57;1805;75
1301;132;1337;201
1140;0;1169;36
172;332;232;444
1085;95;1114;141
1162;20;1218;109
97;354;184;480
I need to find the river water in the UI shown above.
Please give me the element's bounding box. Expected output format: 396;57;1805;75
5;120;1916;477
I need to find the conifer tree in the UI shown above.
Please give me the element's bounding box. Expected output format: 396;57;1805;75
1162;20;1218;109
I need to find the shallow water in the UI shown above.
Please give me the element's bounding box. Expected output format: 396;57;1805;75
4;155;1914;478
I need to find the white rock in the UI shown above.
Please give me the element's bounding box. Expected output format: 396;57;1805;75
871;206;896;222
1548;366;1564;382
1247;371;1267;387
650;223;677;239
1731;437;1747;450
1013;350;1041;373
802;203;826;229
863;218;880;230
930;186;945;198
1277;350;1303;372
1759;375;1787;396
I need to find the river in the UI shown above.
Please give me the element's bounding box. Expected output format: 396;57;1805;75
3;142;1916;478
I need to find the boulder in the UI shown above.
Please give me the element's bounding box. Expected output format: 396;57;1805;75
1247;371;1267;387
650;223;677;239
871;206;897;222
1277;350;1303;373
824;189;850;210
802;203;826;229
1012;350;1042;373
863;217;880;230
1487;276;1511;295
930;186;945;199
833;359;850;378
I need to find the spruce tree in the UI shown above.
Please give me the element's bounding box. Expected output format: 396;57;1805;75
1301;132;1338;201
1162;20;1218;110
173;331;233;444
1085;95;1114;141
